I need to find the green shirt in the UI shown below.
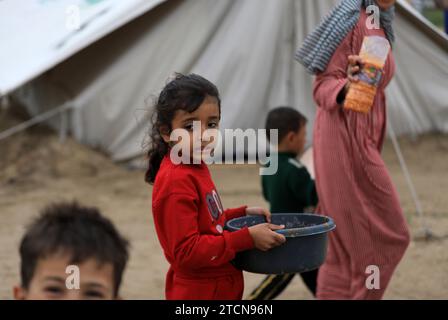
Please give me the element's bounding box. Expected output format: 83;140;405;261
261;152;318;213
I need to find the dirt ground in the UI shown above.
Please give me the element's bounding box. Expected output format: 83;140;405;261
1;110;448;300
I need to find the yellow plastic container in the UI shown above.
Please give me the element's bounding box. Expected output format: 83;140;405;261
344;36;390;114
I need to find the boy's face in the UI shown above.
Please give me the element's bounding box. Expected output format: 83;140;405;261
14;253;117;300
162;95;220;162
292;125;307;156
279;124;306;156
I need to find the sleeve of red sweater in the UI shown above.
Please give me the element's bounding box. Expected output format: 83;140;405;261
224;205;248;221
154;193;254;272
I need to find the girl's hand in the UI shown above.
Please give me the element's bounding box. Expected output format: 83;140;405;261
246;207;271;223
248;223;286;251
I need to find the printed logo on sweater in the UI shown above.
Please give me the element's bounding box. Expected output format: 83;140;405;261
205;189;223;220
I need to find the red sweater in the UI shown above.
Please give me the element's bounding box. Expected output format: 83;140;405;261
152;154;255;278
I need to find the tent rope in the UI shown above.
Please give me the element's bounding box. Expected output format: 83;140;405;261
387;120;434;240
0;102;73;142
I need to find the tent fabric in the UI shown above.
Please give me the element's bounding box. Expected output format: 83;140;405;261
7;0;448;161
0;0;166;96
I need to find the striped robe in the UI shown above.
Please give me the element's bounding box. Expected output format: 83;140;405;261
313;9;410;299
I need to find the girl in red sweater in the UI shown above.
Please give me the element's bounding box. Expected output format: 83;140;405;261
146;73;286;300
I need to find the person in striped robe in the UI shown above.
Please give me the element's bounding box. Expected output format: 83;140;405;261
295;0;410;299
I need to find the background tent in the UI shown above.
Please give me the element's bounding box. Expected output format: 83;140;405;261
1;0;448;161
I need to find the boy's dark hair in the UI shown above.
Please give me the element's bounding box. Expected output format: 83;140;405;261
265;107;307;143
145;73;221;184
19;202;129;297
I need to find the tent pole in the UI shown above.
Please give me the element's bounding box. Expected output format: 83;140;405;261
59;109;69;143
0;102;72;142
1;95;11;111
387;121;433;240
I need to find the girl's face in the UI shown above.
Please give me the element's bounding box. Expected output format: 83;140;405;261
376;0;395;10
161;95;220;163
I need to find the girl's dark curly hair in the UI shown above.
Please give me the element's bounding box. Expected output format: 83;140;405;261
145;73;221;184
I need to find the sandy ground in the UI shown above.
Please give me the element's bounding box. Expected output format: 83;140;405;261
1;109;448;300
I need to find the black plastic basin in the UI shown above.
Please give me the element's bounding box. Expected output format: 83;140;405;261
225;213;336;274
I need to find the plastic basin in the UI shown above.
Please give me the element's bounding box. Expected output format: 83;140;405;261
225;213;336;274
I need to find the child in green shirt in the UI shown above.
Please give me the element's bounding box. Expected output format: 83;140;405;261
249;107;318;300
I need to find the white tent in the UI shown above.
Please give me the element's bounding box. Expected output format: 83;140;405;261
1;0;448;161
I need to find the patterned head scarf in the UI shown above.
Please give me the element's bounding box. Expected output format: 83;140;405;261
295;0;395;74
